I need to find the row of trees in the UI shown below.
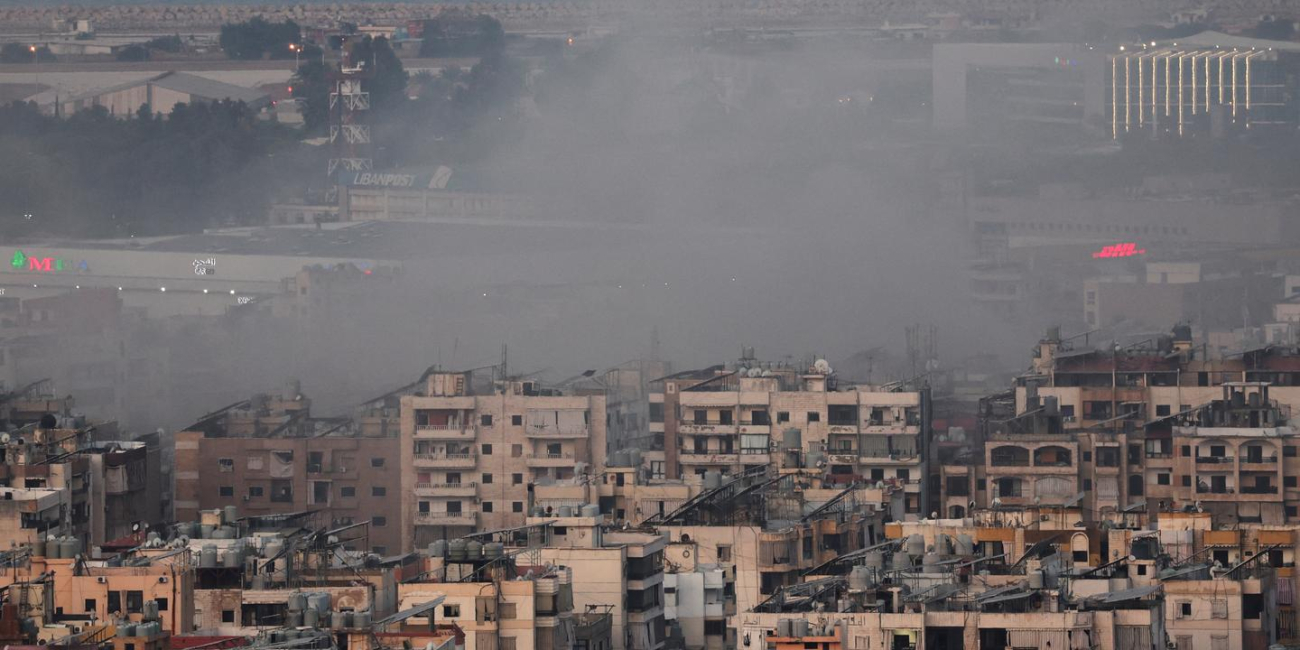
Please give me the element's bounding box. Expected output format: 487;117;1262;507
0;100;314;239
219;17;302;60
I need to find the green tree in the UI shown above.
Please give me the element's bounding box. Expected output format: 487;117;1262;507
418;12;505;59
145;35;184;53
219;17;301;61
116;44;150;61
1253;18;1296;41
291;59;331;133
349;35;408;112
0;44;54;63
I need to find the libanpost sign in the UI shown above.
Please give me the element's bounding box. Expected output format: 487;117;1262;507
339;166;452;190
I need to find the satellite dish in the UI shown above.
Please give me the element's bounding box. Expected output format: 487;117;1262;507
992;498;1003;508
0;433;9;444
1195;501;1203;513
813;359;832;374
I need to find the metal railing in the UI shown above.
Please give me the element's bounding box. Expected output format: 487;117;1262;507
415;481;478;489
1196;456;1234;464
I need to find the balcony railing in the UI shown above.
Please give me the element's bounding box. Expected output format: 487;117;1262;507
1242;456;1279;464
1196;456;1234;464
525;427;590;437
1241;486;1279;494
1196;486;1236;494
415;481;478;489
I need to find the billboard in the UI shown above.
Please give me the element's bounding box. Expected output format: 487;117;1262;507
340;166;452;190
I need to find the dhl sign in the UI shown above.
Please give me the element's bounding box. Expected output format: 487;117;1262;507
1091;242;1146;259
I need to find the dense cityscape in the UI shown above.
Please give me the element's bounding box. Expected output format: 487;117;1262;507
2;0;1300;649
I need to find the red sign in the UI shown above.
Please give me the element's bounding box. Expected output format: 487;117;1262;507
1092;242;1146;259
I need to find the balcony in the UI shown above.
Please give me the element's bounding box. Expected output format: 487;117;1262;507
413;452;477;469
525;426;590;439
414;512;479;527
827;453;858;465
414;424;476;440
1241;456;1279;470
1241;485;1280;495
679;452;739;465
414;482;478;497
828;423;859;435
526;452;575;468
1196;456;1235;465
738;451;770;465
678;421;738;435
738;423;771;435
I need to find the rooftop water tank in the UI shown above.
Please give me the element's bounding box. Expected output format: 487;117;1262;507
776;620;793;637
558;506;574;518
288;593;307;612
465;540;483;560
448;539;467;562
629;449;643;467
308;593;331;613
1029;570;1045;589
331;611;348;631
922;552;941;573
430;540;448;557
484;542;504;559
791;619;810;638
223;548;242;568
223;505;238;525
44;537;60;559
285;612;302;629
703;471;722;491
581;504;601;518
863;551;884;569
304;608;320;628
905;534;925;557
849;566;872;591
354;611;371;628
200;544;218;568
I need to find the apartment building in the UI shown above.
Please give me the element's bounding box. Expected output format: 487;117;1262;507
651;361;930;516
398;371;607;552
173;385;404;554
535;515;668;650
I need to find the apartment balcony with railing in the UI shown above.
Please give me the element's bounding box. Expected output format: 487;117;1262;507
413;452;478;469
414;481;478;497
526;452;576;468
525;426;590;439
414;511;479;527
414;424;477;440
678;420;739;435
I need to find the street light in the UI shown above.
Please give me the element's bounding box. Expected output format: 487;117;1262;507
289;43;299;68
28;45;37;65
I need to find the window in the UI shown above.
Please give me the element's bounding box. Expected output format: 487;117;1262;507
1082;451;1092;462
1182;476;1191;487
1061;404;1075;418
341;486;356;498
481;414;493;426
649;403;664;423
218;458;234;472
512;444;522;458
512;415;522;426
705;620;726;635
500;602;517;619
500;639;517;650
719;410;733;425
1181;445;1191;457
419;501;430;513
222;610;235;624
1288;446;1298;458
1288;476;1297;488
84;599;96;613
512;473;523;485
372;486;386;497
1244;594;1263;619
246;455;264;471
1178;602;1192;618
308;452;323;473
1072;550;1087;562
371;458;385;468
157;598;168;611
481;444;492;455
373;546;387;555
777;412;790;423
693;410;707;424
219;486;234;497
1156;405;1171;417
108;592;120;614
1289;505;1298;518
443;605;461;618
373;516;387;527
483;502;493;513
977;479;986;491
248;486;263;498
125;590;143;614
806;412;820;422
513;502;523;513
482;473;493;484
1083;479;1092;490
1157;473;1170;485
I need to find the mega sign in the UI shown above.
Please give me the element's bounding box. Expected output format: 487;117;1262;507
1092;242;1146;259
10;250;88;273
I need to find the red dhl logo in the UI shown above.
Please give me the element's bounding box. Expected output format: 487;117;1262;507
1092;242;1146;259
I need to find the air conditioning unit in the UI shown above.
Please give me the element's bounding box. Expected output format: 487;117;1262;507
96;577;108;584
158;576;169;583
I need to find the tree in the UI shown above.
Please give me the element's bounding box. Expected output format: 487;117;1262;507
116;45;150;61
1253;18;1296;41
291;59;331;133
145;35;184;53
417;12;505;59
349;36;408;111
0;44;54;64
219;17;301;60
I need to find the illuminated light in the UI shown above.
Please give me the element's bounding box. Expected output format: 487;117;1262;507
160;287;166;292
287;86;293;93
74;285;79;289
31;284;37;288
1091;242;1147;259
117;287;123;291
230;290;236;295
203;289;209;294
482;293;488;297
